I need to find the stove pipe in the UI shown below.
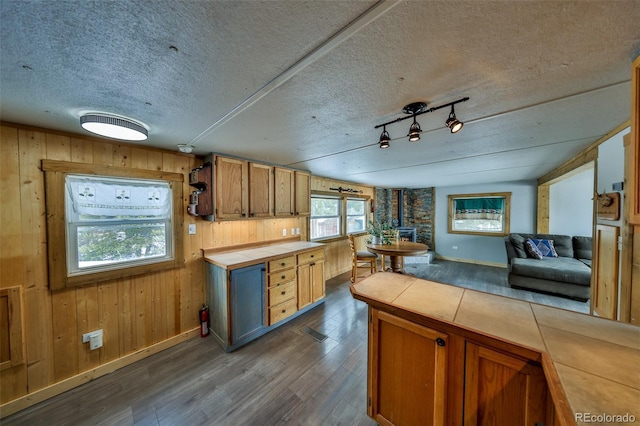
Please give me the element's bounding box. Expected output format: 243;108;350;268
397;189;404;227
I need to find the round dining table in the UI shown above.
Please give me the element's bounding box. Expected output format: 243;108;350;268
366;241;429;273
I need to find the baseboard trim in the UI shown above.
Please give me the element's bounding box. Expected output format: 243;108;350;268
0;328;200;418
436;255;507;269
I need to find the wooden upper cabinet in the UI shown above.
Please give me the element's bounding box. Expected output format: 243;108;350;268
630;55;640;224
294;171;311;216
248;162;273;217
274;167;295;216
215;156;248;219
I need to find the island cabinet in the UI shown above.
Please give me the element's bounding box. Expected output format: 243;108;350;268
463;342;547;425
368;309;448;425
204;241;326;352
296;248;325;309
367;307;548;426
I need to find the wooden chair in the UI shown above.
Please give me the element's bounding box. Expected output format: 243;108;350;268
380;229;403;270
349;234;377;282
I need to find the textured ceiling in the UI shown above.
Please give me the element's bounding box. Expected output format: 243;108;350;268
1;0;639;188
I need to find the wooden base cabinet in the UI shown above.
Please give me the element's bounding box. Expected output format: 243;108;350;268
297;249;325;309
368;309;448;426
367;308;549;426
464;342;548;426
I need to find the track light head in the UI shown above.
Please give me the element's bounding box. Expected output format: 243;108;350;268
445;105;464;133
379;127;391;149
408;116;421;142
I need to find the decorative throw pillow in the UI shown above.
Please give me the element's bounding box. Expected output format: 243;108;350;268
529;239;558;257
524;239;543;260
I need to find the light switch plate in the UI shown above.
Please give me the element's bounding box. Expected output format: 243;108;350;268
188;224;196;235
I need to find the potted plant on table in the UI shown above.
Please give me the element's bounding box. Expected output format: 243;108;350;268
366;219;393;245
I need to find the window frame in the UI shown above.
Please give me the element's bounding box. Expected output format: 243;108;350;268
42;160;185;290
448;192;511;236
346;197;367;234
310;194;342;240
310;192;370;242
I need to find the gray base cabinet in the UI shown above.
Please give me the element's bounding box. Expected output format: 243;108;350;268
206;258;324;352
230;264;266;342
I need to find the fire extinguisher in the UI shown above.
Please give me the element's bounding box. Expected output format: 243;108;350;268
199;304;209;338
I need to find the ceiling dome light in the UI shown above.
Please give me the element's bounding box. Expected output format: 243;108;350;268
80;114;148;141
445;105;464;133
408;116;421;142
379;127;391;149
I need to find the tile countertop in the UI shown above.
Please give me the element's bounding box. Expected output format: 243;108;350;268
351;272;640;426
203;241;325;270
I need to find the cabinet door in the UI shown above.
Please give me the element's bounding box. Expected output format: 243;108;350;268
297;263;312;309
248;162;273;217
274;167;295;216
215;156;248;219
369;309;448;426
311;259;325;302
230;264;266;343
464;342;547;426
294;171;310;216
630;55;640;224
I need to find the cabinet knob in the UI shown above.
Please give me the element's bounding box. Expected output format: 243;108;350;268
436;338;446;347
281;309;286;313
281;262;286;266
281;275;285;279
310;255;314;258
281;291;286;295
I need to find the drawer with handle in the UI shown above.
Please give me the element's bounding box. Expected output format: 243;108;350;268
268;280;296;306
269;298;298;325
268;255;296;273
268;268;296;288
297;249;324;265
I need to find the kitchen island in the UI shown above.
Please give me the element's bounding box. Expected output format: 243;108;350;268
351;272;639;426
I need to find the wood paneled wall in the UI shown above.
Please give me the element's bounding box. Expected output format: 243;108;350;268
0;123;307;414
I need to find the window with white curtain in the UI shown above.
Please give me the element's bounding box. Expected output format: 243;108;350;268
65;174;174;275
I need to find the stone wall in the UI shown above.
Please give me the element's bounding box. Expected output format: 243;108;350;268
375;188;435;250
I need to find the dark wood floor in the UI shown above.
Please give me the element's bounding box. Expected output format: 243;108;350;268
3;260;589;425
406;259;589;314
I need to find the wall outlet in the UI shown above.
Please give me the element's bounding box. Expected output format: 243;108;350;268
291;228;295;236
188;224;196;235
452;246;458;250
296;228;300;235
82;329;103;350
282;228;287;236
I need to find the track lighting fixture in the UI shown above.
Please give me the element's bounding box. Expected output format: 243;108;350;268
379;126;391;148
374;97;469;148
445;105;463;133
408;115;421;142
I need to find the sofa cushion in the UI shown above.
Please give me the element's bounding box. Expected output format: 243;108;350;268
513;233;573;258
573;236;592;260
511;257;591;286
510;234;528;258
524;239;544;259
529;238;558;257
